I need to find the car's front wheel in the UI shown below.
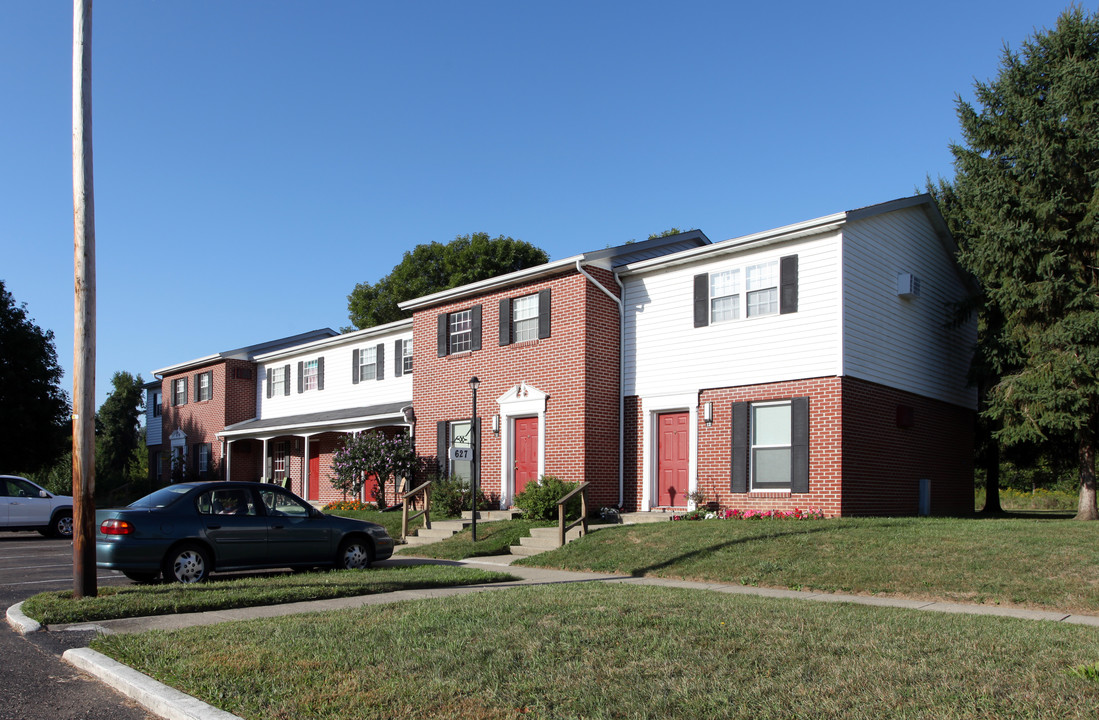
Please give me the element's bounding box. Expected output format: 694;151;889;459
337;537;373;570
163;543;210;583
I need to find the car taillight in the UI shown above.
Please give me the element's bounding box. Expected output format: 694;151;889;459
100;519;134;535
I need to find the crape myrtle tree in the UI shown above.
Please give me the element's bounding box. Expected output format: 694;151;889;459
331;432;417;508
347;233;548;330
0;280;70;473
936;8;1099;520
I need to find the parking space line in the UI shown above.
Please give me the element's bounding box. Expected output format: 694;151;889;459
2;563;75;571
9;575;129;587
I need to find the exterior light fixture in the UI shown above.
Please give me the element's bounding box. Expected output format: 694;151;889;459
492;414;500;435
703;402;713;425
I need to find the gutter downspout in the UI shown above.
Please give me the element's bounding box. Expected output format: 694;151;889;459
576;260;625;509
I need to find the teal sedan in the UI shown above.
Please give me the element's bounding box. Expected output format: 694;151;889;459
96;481;395;583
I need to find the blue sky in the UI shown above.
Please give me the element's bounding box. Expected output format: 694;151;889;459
0;1;1085;410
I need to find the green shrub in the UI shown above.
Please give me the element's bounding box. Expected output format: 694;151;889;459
430;476;497;518
514;475;582;521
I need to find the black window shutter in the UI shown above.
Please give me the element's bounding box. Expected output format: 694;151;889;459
283;365;291;396
181;378;188;406
730;402;748;493
266;369;273;398
437;421;447;477
394;340;403;377
318;357;325;391
194;373;200;402
499;298;511;346
297;362;304;393
376;343;385;381
471;304;482;351
791;397;810;493
352;349;360;385
693;274;709;328
780;254;799;314
538;288;552;339
437;313;448;356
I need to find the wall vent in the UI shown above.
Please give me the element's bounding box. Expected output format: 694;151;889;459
897;272;921;299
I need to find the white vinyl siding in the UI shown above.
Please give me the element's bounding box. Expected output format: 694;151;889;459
256;326;413;421
842;207;977;409
624;231;841;397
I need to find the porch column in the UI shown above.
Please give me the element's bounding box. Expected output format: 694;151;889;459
223;439;232;481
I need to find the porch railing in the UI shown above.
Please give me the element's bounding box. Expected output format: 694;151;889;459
558;481;589;547
401;479;432;541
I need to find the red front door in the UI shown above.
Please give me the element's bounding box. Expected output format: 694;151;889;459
514;417;539;497
308;444;320;501
657;412;689;507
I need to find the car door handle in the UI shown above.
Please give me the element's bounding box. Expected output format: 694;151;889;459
271;524;285;530
207;524;221;529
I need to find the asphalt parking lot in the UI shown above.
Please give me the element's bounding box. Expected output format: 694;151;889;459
1;531;155;720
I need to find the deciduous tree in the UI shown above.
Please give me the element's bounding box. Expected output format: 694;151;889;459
347;233;548;329
0;280;70;472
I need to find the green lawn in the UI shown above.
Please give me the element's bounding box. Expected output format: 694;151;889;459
516;516;1099;613
91;582;1099;719
21;565;515;625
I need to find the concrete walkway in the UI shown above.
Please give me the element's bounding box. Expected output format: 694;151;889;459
8;554;1099;720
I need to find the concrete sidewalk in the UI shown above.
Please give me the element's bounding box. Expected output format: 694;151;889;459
8;554;1099;720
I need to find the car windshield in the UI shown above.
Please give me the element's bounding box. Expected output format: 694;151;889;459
128;485;192;509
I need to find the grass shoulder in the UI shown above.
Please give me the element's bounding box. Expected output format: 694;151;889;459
22;565;516;625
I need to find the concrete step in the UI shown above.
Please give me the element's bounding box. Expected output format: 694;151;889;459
512;523;614;555
403;535;442;546
461;509;523;522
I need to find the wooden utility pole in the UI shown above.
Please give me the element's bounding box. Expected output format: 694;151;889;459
72;0;97;599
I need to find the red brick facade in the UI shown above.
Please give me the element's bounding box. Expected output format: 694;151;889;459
159;359;257;483
625;375;973;517
411;267;622;508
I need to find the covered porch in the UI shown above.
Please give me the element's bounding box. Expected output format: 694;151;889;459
217;402;415;506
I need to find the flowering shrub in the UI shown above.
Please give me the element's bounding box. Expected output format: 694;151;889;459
323;500;374;513
331;432;417;509
671;507;825;521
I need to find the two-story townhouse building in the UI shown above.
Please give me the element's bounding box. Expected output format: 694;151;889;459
399;232;710;511
216;319;415;505
153;329;338;485
143;379;163;481
619;195;976;516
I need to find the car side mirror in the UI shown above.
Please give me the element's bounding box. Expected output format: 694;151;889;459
38;490;50;499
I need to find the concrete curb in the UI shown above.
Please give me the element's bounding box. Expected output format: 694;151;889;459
63;647;243;720
6;601;41;635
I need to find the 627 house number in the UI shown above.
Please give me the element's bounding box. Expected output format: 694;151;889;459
449;448;473;461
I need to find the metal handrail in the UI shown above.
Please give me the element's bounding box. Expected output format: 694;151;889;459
558;481;589;547
401;479;432;541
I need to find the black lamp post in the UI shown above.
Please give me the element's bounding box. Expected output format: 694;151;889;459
469;376;479;542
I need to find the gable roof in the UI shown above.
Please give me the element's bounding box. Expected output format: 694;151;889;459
617;195;957;277
398;231;711;312
153;328;339;377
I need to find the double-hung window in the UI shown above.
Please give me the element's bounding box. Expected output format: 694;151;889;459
750;402;792;489
731;397;809;494
512;294;539;342
402;338;413;374
273;442;288;478
358;346;377;382
449;310;473;353
303;360;319;391
745;261;779;318
197;443;212;476
196;371;212;402
173;378;187;407
270;366;287;397
709;269;740;323
152;392;162;417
